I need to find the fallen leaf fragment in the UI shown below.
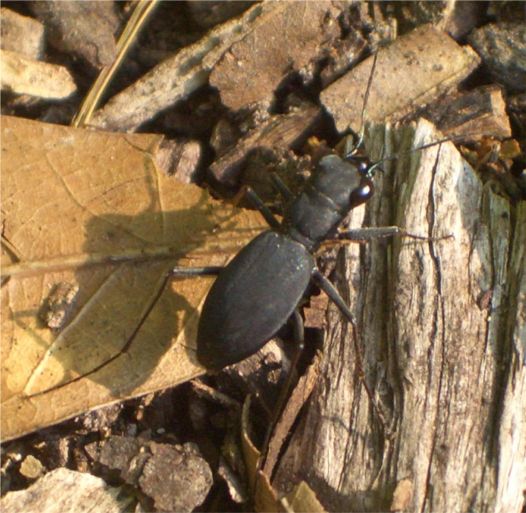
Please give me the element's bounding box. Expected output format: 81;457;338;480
240;395;260;494
254;471;280;513
282;481;326;513
1;116;264;441
240;395;282;512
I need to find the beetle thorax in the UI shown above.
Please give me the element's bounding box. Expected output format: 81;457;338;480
283;155;370;250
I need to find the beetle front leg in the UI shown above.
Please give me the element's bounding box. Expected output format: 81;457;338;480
270;173;294;201
244;187;282;230
338;225;404;241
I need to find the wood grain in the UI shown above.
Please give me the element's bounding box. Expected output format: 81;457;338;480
271;121;525;513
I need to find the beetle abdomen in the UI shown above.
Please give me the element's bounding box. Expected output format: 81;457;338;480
197;230;315;370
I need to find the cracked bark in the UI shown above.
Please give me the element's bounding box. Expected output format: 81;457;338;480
272;121;525;513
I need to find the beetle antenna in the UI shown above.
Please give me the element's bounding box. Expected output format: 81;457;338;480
369;131;494;170
346;51;379;158
365;160;385;178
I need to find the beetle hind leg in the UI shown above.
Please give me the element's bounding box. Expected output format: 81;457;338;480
312;269;392;435
258;309;305;475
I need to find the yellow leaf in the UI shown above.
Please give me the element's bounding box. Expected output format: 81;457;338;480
1;116;264;441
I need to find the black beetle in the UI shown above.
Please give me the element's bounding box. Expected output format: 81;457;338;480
192;49;454;372
196;152;375;370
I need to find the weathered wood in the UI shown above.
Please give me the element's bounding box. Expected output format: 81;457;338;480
272;121;525;513
320;25;480;134
89;3;281;131
0;468;133;513
423;84;512;141
209;104;321;185
209;2;341;111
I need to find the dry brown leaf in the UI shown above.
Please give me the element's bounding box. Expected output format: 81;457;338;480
1;116;264;441
282;481;326;513
240;395;260;494
261;351;322;478
240;395;280;512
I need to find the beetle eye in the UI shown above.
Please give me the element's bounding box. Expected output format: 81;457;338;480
358;161;369;175
350;179;374;207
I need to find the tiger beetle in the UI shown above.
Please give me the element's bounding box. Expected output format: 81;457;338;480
171;51;454;437
187;52;440;372
194;151;378;370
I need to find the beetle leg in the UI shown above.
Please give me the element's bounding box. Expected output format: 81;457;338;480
274;309;305;421
258;309;304;474
270;173;294;201
244;187;282;230
311;269;390;434
337;226;453;242
170;266;223;276
338;225;404;241
311;269;356;323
